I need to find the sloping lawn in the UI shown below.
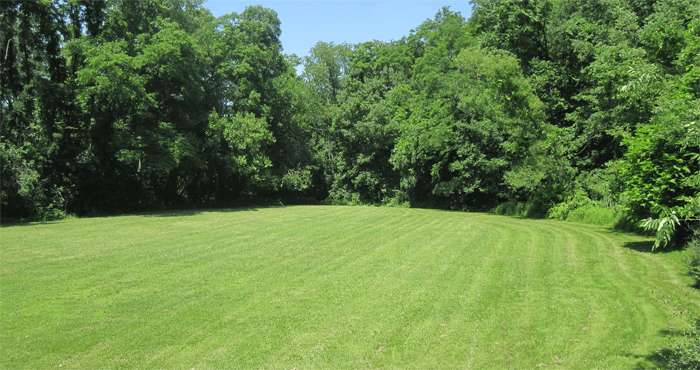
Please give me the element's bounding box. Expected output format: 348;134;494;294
2;206;698;369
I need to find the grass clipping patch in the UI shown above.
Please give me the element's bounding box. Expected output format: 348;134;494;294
1;206;699;369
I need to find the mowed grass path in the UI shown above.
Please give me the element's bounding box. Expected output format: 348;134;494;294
2;206;699;369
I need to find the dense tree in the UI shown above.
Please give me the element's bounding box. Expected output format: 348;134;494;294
468;0;698;225
302;42;352;106
1;1;305;217
391;45;546;209
1;0;79;218
620;6;700;247
2;0;697;252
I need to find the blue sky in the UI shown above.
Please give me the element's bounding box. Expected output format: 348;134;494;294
203;1;474;59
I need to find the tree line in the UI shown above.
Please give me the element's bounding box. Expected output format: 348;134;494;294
2;0;698;246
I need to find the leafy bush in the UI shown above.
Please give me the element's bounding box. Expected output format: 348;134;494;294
666;325;700;370
547;189;593;221
546;163;630;227
545;184;628;228
492;201;543;218
639;201;700;250
620;120;700;249
684;226;700;288
381;190;411;208
686;247;700;289
566;205;627;228
666;225;700;369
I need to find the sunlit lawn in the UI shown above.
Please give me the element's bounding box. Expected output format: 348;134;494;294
2;206;699;369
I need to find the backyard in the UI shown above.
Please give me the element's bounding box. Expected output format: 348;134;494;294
1;206;698;369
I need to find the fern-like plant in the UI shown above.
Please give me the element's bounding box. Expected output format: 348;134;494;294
641;199;700;250
641;206;681;250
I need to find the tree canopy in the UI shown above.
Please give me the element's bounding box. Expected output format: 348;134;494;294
2;0;698;247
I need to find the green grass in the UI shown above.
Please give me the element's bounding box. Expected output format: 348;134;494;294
2;206;699;369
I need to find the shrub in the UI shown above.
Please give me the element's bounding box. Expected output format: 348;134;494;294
381;190;411;208
683;226;700;288
546;189;593;221
546;188;629;228
666;324;700;370
566;205;627;228
492;201;544;218
492;201;516;216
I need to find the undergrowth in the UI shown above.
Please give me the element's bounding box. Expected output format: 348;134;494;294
665;319;700;370
491;201;545;218
666;231;700;369
683;226;700;289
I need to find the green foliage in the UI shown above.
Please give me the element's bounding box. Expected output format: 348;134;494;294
302;42;352;105
617;6;700;248
546;163;630;228
491;200;543;218
666;325;700;370
684;227;700;288
566;205;628;228
470;0;699;229
546;192;629;229
2;0;700;232
380;189;411;208
322;77;398;204
1;0;315;218
640;205;684;250
547;190;593;221
469;0;552;70
206;110;274;183
621;126;697;221
1;0;80;220
391;41;547;210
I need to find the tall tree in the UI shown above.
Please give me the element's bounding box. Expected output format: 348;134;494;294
302;41;352;105
1;0;77;218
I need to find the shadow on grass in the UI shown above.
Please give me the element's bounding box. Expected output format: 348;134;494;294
139;207;260;217
622;327;689;369
619;239;689;255
622;349;668;370
132;196;322;217
0;219;59;228
1;196;323;225
629;323;700;370
621;241;658;254
0;206;263;225
1;202;327;225
658;329;692;338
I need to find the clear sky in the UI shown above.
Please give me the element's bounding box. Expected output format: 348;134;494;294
203;1;474;59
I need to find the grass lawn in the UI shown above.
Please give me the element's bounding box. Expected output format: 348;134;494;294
2;205;699;369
